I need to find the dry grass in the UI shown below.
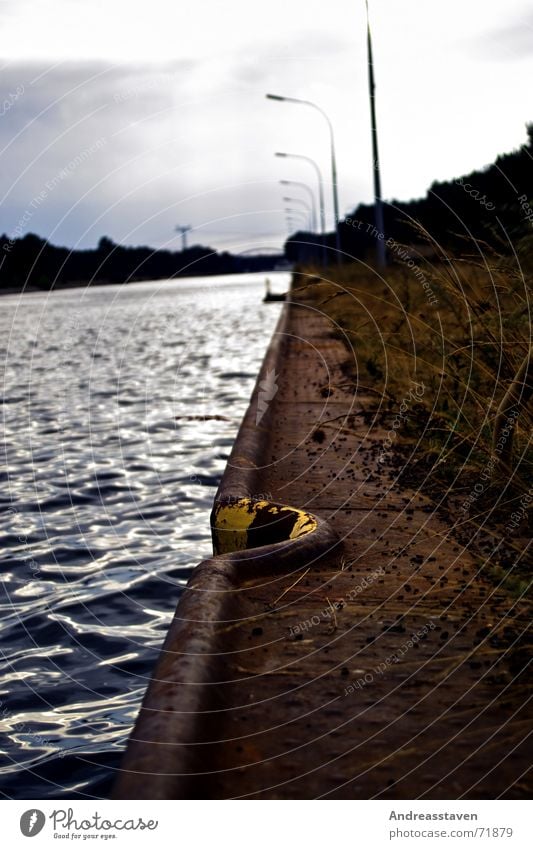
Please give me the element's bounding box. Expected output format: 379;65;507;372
296;244;532;591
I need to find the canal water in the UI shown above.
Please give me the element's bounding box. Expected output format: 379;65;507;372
0;272;286;798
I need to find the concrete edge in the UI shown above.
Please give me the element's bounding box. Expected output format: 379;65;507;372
113;301;341;799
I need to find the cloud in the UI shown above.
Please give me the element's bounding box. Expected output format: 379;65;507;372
0;1;532;254
468;9;533;60
228;31;353;88
0;60;223;250
0;54;362;253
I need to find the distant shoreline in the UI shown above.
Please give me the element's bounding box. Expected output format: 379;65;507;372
0;233;288;297
0;270;291;297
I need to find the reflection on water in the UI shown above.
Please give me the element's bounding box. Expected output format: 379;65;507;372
0;273;285;798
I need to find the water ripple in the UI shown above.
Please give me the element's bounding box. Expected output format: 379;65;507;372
0;273;285;797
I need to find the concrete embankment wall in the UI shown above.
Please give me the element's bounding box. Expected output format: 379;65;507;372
113;300;338;799
114;288;530;800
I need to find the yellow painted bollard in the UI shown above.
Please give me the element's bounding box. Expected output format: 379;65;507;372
212;497;317;555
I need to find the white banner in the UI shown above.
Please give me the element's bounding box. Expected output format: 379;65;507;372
2;799;531;848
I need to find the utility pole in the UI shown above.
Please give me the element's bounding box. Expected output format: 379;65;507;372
365;0;386;267
175;225;191;251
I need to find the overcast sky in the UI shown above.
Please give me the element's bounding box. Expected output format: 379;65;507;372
0;0;531;253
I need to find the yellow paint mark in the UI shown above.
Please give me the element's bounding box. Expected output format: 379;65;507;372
213;498;317;555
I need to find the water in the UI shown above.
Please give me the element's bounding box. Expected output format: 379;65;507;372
0;272;286;798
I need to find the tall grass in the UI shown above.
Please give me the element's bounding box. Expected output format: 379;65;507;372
299;242;532;569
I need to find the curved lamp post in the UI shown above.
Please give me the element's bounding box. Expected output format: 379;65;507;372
282;196;313;230
275;151;326;264
279;180;317;232
268;93;341;262
284;207;309;227
285;209;312;263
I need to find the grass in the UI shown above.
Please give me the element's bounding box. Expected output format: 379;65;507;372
295;237;532;593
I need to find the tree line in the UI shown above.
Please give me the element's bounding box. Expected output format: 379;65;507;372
0;234;284;292
2;124;531;290
286;123;533;264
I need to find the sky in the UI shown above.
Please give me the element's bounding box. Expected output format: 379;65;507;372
0;0;531;253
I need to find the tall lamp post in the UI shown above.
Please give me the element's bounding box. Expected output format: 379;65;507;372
275;151;326;265
365;0;386;267
279;180;317;232
267;93;341;262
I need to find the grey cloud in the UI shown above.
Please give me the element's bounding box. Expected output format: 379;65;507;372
228;31;353;86
469;10;533;60
0;47;373;254
0;59;212;248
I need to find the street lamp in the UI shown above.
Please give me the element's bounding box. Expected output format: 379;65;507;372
284;207;309;228
282;196;313;230
279;180;317;232
283;207;314;261
268;93;341;262
285;211;312;263
275;151;326;264
285;215;304;232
